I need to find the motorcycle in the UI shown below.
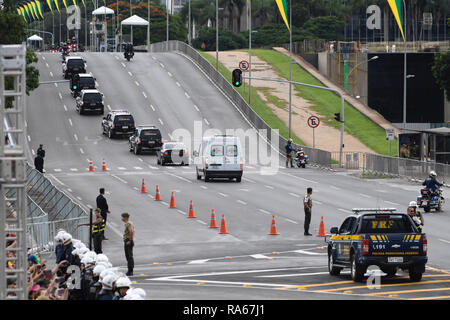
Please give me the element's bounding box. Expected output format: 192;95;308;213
416;188;444;212
61;50;69;62
295;150;309;168
124;51;134;61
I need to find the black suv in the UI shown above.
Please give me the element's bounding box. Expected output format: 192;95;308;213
63;57;86;79
102;110;135;139
76;90;104;115
71;73;96;98
129;126;163;155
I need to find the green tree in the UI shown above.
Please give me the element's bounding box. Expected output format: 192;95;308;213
0;0;39;97
302;16;345;40
432;51;450;102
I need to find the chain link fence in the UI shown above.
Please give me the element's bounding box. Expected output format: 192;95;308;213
149;41;332;169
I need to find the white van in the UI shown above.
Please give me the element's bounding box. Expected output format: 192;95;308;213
194;135;244;182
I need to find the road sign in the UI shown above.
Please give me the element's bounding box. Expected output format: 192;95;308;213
239;60;249;71
386;128;395;141
307;116;320;129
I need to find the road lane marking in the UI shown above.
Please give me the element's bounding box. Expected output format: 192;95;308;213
135;81;140;86
67;188;73;192
107;104;112;111
68;118;73;126
79;148;84;154
63;105;68;111
133;167;143;170
315;200;323;205
265;185;274;189
358;193;372;198
200;186;208;190
31;149;35;155
111;174;127;184
45;63;49;68
167;72;172;77
280;172;318;184
250;254;272;260
27;135;31;142
439;239;450;244
54;83;58;88
330;185;341;190
237;200;247;205
176;81;180;87
54;169;62;172
197;220;207;225
160;63;165;68
188;259;210;264
128;71;132;76
366;286;450;297
285;219;298;224
150;105;155;111
70;168;78;172
294;250;324;256
58;92;62;100
384;200;400;206
158;118;164;125
177;210;186;215
118;167;126;170
322;279;450;293
185;92;190;99
142;92;147;98
289;193;300;198
258;209;271;215
260;272;330;278
74;134;78;141
277;280;354;290
242;177;256;183
338;208;351;213
409;295;450;300
121;62;126;68
49;71;53;77
193;104;199;112
218;192;228;197
48;174;65;186
203;118;210;126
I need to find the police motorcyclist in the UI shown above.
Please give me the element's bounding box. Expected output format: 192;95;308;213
113;276;131;300
407;201;424;232
285;138;294;168
97;273;117;300
422;171;443;195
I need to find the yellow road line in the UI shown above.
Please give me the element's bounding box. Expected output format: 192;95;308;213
409;295;450;300
320;279;450;293
366;287;450;296
276;280;354;290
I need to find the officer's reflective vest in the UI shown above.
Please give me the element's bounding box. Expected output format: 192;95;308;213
92;219;105;233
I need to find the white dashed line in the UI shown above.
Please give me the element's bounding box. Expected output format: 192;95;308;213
31;149;35;156
107;104;112;111
67;188;73;192
70;168;78;172
54;169;62;172
80;148;84;154
135;81;140;87
250;254;272;260
384;200;400;206
63;105;68;111
68;118;73;126
58;92;62;100
76;196;82;201
54;83;58;88
49;72;53;77
218;192;228;197
111;174;128;184
176;82;180;87
118;167;126;170
200;186;208;190
133;167;143;170
167;72;172;77
359;193;372;198
128;71;133;76
74;134;78;141
121;62;126;68
258;209;271;215
45;63;49;68
142;92;147;98
188;259;209;264
158;118;164;125
150;105;155;111
265;185;274;189
285;218;298;224
177;209;186;215
237;200;247;205
314;200;323;205
330;185;341;190
289;192;300;198
242;177;256;183
185;92;190;99
27;135;31;142
160;63;165;68
338;208;351;213
203;118;210;126
193;104;199;112
196;220;207;225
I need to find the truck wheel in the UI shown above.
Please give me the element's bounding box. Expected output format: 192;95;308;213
350;254;366;282
108;129;114;139
328;252;342;276
236;176;242;182
205;174;210;182
409;269;423;282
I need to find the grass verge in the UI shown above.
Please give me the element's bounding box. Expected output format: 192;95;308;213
250;49;399;156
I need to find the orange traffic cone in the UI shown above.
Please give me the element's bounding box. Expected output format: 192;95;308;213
219;214;229;234
188;200;197;218
102;159;107;171
141;178;147;194
317;216;326;237
209;209;218;228
89;161;94;172
169;192;176;208
155;185;162;201
268;215;280;235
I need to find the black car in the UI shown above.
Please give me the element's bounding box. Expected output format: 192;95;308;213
156;142;189;166
129;126;163;155
63;57;86;79
102;110;135;139
76;90;104;115
70;73;96;98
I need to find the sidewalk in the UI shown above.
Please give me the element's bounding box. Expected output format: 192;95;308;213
272;47;401;136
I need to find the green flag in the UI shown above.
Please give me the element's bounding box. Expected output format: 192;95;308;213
35;0;44;19
275;0;290;32
81;0;85;8
62;0;68;10
71;0;77;7
387;0;405;41
28;2;37;20
46;0;53;12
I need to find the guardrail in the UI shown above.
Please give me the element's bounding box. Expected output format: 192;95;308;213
149;41;332;169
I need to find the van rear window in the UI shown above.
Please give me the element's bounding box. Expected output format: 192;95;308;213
226;145;237;157
68;59;84;68
211;145;223;156
80;78;95;87
114;115;134;124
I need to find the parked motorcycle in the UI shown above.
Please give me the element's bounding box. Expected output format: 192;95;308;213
416;188;444;212
295;149;309;168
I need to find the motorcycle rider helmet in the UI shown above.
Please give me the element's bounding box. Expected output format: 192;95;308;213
429;171;437;178
288;138;293;143
409;201;418;208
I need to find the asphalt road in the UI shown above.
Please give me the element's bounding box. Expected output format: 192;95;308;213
26;51;450;300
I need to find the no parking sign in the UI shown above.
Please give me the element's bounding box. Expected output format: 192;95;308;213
307;116;320;148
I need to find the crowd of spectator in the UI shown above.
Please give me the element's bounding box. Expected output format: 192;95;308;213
6;228;144;300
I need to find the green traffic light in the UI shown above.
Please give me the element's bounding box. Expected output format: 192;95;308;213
73;85;77;90
235;82;240;86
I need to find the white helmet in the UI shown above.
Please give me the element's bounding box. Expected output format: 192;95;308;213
123;293;143;300
71;248;79;256
80;256;95;268
129;288;146;299
95;261;110;269
96;254;109;264
78;247;89;257
93;264;106;277
430;170;437;178
61;233;72;245
115;276;132;288
85;251;97;261
54;231;65;244
409;201;418;208
101;274;117;290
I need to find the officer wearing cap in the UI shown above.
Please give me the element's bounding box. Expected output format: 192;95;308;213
121;213;135;276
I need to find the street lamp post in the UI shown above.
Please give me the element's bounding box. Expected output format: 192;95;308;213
166;0;169;51
188;0;191;46
215;0;218;70
402;0;407;130
345;55;378;95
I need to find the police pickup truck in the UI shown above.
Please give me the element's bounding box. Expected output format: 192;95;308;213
327;208;428;282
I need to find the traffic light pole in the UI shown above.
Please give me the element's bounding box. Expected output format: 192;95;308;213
240;75;345;167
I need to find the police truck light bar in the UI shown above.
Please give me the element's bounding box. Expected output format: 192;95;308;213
351;208;397;214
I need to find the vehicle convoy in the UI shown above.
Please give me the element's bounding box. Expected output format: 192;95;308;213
194;135;244;182
63;56;86;79
417;188;444;213
102;110;135;139
327;208;427;282
76;89;104;115
70;73;96;98
295;149;309;168
156;142;189;166
129;126;163;155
